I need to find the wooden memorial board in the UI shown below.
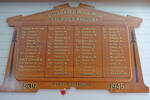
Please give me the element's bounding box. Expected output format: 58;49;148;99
0;3;149;93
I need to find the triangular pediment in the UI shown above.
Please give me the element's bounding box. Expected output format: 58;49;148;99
7;3;142;27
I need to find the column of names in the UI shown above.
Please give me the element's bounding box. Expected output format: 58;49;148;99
16;26;46;79
102;26;131;78
46;26;73;77
74;26;102;78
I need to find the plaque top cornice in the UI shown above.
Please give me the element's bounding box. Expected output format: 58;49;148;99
54;3;95;9
7;3;142;27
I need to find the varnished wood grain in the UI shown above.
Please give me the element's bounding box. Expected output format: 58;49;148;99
0;3;149;93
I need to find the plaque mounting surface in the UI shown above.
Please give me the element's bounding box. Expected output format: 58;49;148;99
0;3;149;93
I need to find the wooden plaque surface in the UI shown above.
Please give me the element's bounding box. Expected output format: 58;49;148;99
0;3;149;93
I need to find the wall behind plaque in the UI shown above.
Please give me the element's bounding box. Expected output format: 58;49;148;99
0;1;150;100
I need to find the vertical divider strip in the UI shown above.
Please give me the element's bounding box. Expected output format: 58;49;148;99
73;25;75;78
100;26;104;78
44;25;49;78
